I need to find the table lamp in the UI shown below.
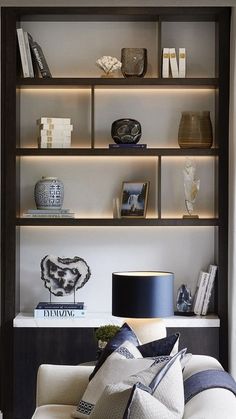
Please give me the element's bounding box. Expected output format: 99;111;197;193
112;271;174;343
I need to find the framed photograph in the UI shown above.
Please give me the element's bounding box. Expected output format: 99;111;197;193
120;181;149;218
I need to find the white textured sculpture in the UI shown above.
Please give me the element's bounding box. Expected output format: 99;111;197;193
183;158;200;217
96;55;122;76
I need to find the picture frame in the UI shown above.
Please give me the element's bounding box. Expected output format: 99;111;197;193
120;181;149;218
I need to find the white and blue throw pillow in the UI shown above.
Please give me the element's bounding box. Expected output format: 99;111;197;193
89;349;186;419
71;340;155;419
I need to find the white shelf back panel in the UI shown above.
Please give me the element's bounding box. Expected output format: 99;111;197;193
20;156;158;217
19;226;214;313
161;22;215;77
20;89;91;148
161;156;216;218
21;21;158;77
94;89;215;147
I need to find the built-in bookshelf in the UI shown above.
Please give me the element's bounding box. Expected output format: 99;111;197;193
1;7;230;419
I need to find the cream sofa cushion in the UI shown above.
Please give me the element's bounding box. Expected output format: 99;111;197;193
32;405;75;419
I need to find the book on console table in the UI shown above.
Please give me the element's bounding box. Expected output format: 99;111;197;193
34;302;86;319
109;144;147;149
23;209;75;218
193;271;210;315
36;302;84;309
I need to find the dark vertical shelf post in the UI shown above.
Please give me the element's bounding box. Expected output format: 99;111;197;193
157;18;162;77
91;85;95;148
1;8;18;419
158;155;162;218
216;9;230;370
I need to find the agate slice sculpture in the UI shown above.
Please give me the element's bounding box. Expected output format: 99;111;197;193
41;255;91;296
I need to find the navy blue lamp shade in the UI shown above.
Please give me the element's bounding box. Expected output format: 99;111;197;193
112;271;174;318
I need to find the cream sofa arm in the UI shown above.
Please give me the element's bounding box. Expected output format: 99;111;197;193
36;364;93;407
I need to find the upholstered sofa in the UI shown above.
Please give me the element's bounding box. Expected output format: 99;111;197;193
32;355;236;419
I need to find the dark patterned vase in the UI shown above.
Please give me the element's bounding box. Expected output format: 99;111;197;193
111;118;142;144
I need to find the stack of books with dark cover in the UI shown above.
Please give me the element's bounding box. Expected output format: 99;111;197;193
109;143;147;149
16;29;51;78
37;117;73;148
34;302;86;319
22;209;75;219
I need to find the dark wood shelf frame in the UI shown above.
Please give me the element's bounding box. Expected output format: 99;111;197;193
16;218;219;227
1;6;230;419
17;147;219;156
16;77;219;88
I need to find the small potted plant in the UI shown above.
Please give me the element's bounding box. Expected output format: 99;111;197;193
95;324;120;357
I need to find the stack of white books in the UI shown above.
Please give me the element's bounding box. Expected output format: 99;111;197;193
22;209;75;218
162;47;186;78
37;117;73;148
193;264;218;315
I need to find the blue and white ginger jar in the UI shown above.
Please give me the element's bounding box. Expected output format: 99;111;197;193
34;177;64;210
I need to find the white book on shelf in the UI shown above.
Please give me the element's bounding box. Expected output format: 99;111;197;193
39;143;71;149
37;117;71;125
27;208;70;214
193;271;210;315
16;28;30;78
178;48;186;78
39;124;73;132
22;213;75;218
39;140;71;148
24;31;34;77
162;48;170;78
201;264;217;315
169;48;179;78
40;129;72;137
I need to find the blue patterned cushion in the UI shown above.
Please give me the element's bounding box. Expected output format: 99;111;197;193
137;333;180;357
89;323;139;380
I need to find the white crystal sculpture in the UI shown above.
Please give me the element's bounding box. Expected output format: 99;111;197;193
96;56;122;76
183;158;200;216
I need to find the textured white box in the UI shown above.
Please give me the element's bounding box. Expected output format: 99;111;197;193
169;48;179;78
179;47;186;78
162;48;170;78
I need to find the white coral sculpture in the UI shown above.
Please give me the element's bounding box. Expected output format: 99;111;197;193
96;56;122;76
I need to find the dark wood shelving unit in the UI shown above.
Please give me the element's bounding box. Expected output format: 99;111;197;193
16;217;219;227
17;147;219;156
1;6;230;419
16;77;219;88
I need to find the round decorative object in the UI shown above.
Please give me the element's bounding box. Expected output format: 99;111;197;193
121;48;147;78
178;111;213;149
34;176;64;210
111;118;142;144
